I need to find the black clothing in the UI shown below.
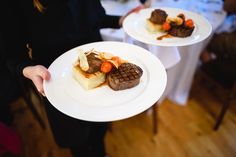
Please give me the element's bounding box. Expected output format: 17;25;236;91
0;33;21;125
2;1;121;156
0;64;20;125
44;98;107;148
2;0;120;71
140;0;147;4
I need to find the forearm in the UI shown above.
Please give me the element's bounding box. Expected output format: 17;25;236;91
5;56;34;78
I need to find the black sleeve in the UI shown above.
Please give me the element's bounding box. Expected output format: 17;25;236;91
140;0;147;4
99;15;121;29
87;0;121;29
1;1;33;77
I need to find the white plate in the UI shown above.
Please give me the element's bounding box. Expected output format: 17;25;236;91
43;41;167;122
123;7;212;47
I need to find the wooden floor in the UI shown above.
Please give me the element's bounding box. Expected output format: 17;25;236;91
9;74;236;157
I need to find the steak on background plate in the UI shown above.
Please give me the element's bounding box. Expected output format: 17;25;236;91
107;63;143;91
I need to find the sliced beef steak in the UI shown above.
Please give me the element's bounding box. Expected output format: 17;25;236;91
107;63;143;91
169;26;194;37
86;53;103;73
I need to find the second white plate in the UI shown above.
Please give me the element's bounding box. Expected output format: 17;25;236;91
123;7;212;47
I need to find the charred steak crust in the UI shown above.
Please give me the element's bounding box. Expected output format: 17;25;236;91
169;26;195;37
107;63;143;91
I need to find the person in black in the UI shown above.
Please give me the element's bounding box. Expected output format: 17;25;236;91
0;31;22;157
0;33;19;126
1;1;149;157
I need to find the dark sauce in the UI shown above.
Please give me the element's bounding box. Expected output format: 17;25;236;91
157;34;173;40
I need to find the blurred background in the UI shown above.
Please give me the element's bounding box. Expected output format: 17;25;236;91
1;0;235;157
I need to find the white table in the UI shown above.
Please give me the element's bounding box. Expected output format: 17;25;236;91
100;0;226;105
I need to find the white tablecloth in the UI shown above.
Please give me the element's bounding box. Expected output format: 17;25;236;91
100;0;226;105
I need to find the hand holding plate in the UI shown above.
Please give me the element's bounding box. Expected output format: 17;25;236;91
23;65;51;96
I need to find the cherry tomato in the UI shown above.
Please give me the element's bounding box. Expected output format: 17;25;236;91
111;56;122;66
162;22;171;31
101;61;113;73
185;19;194;28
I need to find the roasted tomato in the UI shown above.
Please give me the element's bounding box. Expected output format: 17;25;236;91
101;61;113;73
162;22;171;31
185;19;194;28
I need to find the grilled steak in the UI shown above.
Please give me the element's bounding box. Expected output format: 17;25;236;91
107;63;143;91
86;53;103;74
149;9;168;24
169;26;194;37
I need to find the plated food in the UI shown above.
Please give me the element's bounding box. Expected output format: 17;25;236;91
72;49;143;91
43;41;167;121
146;8;195;40
123;7;212;46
